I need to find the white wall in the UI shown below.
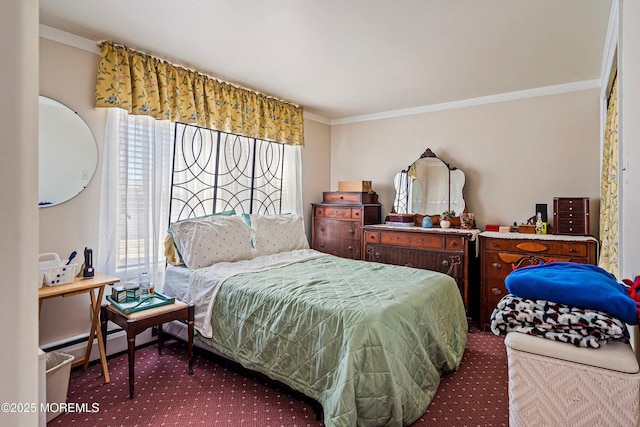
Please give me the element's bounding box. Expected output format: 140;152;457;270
301;117;331;234
38;38;106;345
620;1;640;280
331;90;602;234
620;0;640;352
0;1;40;426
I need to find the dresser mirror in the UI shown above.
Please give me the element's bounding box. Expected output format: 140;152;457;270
39;96;98;207
393;148;466;217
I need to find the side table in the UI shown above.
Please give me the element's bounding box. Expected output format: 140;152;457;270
100;300;194;398
39;273;119;383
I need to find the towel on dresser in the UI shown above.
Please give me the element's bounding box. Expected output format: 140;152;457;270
504;262;639;325
490;294;630;348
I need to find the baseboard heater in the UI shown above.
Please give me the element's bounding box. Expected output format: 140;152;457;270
39;327;156;363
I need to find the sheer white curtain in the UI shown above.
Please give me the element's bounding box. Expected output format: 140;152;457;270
97;109;173;287
284;144;304;218
98;109;303;289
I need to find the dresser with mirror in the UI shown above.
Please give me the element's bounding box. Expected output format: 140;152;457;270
361;148;479;317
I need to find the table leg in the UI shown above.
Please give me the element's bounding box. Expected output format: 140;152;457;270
158;324;163;355
187;304;194;375
84;287;110;383
94;308;110;382
84;291;97;369
100;305;108;354
127;334;135;399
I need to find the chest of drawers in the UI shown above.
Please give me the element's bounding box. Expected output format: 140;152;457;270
362;225;479;315
479;232;598;330
553;197;590;235
311;192;381;260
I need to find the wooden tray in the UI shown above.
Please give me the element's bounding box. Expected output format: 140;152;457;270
106;291;175;314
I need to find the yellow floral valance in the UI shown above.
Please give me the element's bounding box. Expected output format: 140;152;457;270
95;41;304;146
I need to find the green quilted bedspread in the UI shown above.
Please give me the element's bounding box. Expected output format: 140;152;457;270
196;255;468;427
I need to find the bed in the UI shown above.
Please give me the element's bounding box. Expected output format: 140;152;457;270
162;212;468;426
160;124;468;425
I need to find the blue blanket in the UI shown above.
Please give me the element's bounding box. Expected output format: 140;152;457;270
505;262;638;325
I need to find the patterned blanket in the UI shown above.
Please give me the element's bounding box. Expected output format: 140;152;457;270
491;294;630;348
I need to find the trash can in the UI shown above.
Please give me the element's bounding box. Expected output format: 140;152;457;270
45;351;74;422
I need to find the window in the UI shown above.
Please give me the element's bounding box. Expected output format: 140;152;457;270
115;116;173;272
98;109;302;286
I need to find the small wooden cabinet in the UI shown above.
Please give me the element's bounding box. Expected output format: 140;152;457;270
553;197;590;235
479;232;598;330
362;225;479;315
311;192;381;260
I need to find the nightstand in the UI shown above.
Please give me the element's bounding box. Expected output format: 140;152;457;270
100;300;194;398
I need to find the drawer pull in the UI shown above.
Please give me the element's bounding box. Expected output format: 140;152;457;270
347;246;353;252
569;248;576;253
491;262;502;269
348;229;354;235
491;287;503;296
442;260;450;268
450;241;457;246
492;243;499;248
375;252;381;259
320;227;325;232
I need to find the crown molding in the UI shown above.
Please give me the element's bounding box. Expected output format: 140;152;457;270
331;80;602;125
303;111;331;125
39;24;100;54
599;0;619;99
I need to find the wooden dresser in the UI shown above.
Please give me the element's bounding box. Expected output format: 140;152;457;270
311;192;381;260
479;231;599;330
362;225;480;315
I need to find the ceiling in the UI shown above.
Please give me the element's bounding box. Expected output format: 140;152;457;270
39;0;614;122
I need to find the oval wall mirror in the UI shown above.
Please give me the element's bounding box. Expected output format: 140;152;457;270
39;96;98;207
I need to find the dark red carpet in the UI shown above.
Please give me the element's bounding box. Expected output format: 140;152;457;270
52;325;508;426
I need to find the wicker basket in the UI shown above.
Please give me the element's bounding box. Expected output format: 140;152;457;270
505;333;640;427
39;253;78;286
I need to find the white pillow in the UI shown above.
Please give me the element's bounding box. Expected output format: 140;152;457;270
248;214;309;256
170;215;254;269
